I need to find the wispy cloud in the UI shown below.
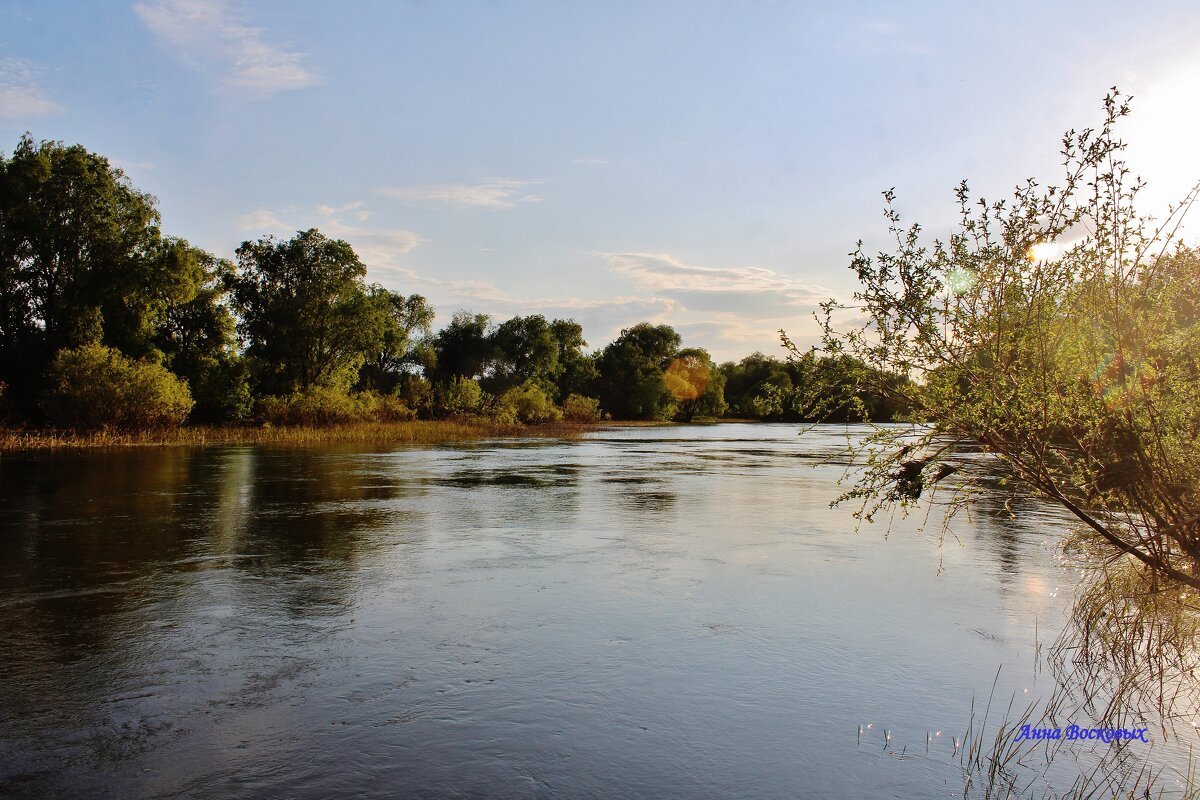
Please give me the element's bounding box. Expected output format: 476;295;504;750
605;252;828;311
601;252;834;357
111;158;157;174
134;0;317;94
0;57;61;119
237;201;423;266
379;178;543;210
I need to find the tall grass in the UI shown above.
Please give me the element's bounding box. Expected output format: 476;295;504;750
0;419;602;451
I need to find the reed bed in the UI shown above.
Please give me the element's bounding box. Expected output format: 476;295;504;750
0;419;605;451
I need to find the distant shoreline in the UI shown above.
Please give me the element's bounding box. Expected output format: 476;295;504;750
0;420;598;451
0;417;776;452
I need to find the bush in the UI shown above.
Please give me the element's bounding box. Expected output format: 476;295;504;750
355;390;417;422
256;388;416;425
189;355;253;423
47;343;194;429
434;376;485;417
496;381;563;424
561;393;601;422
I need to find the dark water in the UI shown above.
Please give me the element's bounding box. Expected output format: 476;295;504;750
0;424;1156;797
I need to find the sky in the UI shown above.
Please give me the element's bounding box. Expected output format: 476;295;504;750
3;1;1200;361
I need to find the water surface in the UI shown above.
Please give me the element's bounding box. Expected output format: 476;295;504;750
0;424;1102;797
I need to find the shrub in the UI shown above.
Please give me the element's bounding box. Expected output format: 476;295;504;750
355;390;417;422
496;381;562;424
256;388;416;425
435;376;485;417
561;393;601;422
189;355;253;423
47;343;194;429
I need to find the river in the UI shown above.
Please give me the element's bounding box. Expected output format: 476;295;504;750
0;423;1169;797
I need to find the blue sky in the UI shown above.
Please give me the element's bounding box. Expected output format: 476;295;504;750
3;1;1200;361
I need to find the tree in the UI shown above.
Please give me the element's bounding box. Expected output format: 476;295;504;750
720;352;795;419
153;238;248;421
490;314;559;393
229;228;380;395
431;311;494;381
664;347;726;421
597;322;681;420
800;89;1200;594
550;318;598;400
357;288;434;394
0;135;165;416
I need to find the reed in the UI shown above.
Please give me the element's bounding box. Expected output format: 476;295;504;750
0;419;604;451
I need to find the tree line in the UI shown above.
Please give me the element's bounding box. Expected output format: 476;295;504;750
0;134;909;430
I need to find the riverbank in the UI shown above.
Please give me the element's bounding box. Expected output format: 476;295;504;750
0;419;616;451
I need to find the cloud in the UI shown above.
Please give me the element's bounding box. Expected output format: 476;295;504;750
600;252;835;359
0;58;61;119
237;202;423;266
379;178;543;209
134;0;317;94
605;252;828;310
111;158;157;174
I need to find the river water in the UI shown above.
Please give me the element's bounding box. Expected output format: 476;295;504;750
0;423;1173;797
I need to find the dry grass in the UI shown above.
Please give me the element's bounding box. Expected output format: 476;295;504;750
0;419;608;451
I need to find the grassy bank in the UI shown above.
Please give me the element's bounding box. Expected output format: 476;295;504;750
0;419;611;451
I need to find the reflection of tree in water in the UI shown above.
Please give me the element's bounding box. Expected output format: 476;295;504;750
602;475;677;520
0;447;208;664
230;449;419;615
0;446;429;689
967;486;1026;582
426;447;583;531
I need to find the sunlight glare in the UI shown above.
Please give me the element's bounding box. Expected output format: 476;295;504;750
1027;242;1060;263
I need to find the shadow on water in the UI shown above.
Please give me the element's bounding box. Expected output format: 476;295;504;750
0;446;427;667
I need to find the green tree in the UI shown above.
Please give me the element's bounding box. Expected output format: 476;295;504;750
0;135;165;416
550;318;598;400
357;288;434;394
490;314;560;393
720;352;795;419
801;90;1200;595
230;229;381;395
153;238;249;421
431;311;494;381
597;322;681;420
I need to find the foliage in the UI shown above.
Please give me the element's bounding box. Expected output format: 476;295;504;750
256;388;415;426
230;229;380;395
664;347;726;421
431;311;494;381
0;135;190;416
597;322;682;420
802;89;1200;593
434;375;486;417
46;343;193;429
720;352;796;419
187;354;253;423
561;393;601;422
495;380;563;424
550;318;598;400
490;314;560;393
720;350;912;421
357;288;434;393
